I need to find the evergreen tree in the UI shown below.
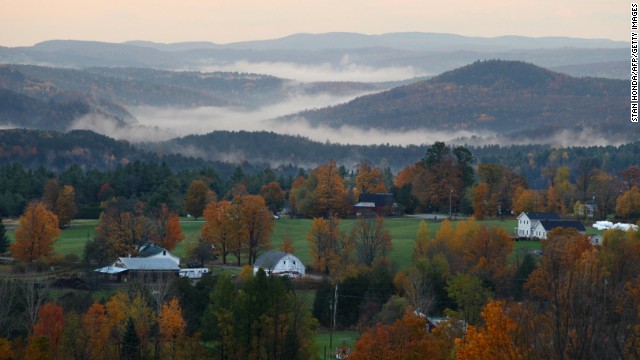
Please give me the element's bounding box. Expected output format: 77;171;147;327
0;216;8;253
122;317;140;360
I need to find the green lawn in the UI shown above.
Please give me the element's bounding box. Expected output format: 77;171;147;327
5;216;555;270
315;331;359;359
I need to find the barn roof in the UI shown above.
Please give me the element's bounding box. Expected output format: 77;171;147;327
117;257;180;270
254;250;295;269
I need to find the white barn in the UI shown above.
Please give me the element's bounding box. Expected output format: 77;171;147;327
253;250;305;278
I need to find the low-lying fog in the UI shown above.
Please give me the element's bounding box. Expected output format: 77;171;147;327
197;58;428;82
67;60;629;149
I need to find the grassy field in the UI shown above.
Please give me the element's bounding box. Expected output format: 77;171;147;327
315;331;360;359
6;216;552;270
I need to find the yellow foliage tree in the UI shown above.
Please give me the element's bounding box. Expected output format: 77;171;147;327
10;201;61;262
159;298;187;359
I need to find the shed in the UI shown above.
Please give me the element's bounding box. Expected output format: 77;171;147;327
253;250;305;278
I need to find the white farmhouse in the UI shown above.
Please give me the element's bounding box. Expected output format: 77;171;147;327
517;212;586;239
516;212;560;238
253;250;305;278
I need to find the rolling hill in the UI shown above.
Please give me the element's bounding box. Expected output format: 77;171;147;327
279;60;630;142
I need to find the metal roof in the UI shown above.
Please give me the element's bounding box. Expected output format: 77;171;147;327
354;202;376;208
117;257;180;270
94;265;128;274
253;250;303;269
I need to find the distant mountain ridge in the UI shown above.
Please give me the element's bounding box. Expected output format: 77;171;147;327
280;60;629;141
0;32;626;80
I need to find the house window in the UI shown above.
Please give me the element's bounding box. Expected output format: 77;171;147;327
283;261;286;265
293;261;296;265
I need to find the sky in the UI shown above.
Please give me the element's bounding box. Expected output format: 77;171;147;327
0;0;628;47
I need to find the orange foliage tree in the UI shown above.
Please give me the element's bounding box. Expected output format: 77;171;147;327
280;236;295;253
10;201;61;262
616;186;640;219
455;300;528;360
307;216;344;274
260;181;286;214
31;303;64;359
512;187;543;214
183;179;215;220
159;298;187;359
234;195;274;264
83;302;109;360
472;183;489;220
154;203;184;250
54;185;77;228
314;160;347;217
350;311;451;360
355;162;387;195
202;201;240;264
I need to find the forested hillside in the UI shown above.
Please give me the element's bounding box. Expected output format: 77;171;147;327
284;60;630;141
0;128;638;188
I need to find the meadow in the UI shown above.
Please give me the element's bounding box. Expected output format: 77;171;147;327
4;216;557;271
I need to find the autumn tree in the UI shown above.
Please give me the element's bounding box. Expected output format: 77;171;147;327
10;202;61;262
622;165;640;189
472;183;489;220
280;236;295;253
455;300;531;360
42;178;60;211
234;195;274;264
314;160;348;217
260;181;286;214
83;302;109;360
31;303;64;359
350;215;392;266
355;162;387;195
201;201;239;264
292;160;347;218
307;216;344;274
616;186;640;219
153;204;184;250
512;187;543;214
350;311;451;360
288;176;306;217
183;179;215;220
589;170;619;219
411;142;473;212
159;298;187;359
394;164;418;188
54;185;77;228
465;226;513;294
94;200;151;258
524;228;610;358
412;220;430;261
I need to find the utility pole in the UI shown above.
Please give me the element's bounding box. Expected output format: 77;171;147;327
449;189;453;220
329;284;338;358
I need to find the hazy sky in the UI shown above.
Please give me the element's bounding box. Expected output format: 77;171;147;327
0;0;627;47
